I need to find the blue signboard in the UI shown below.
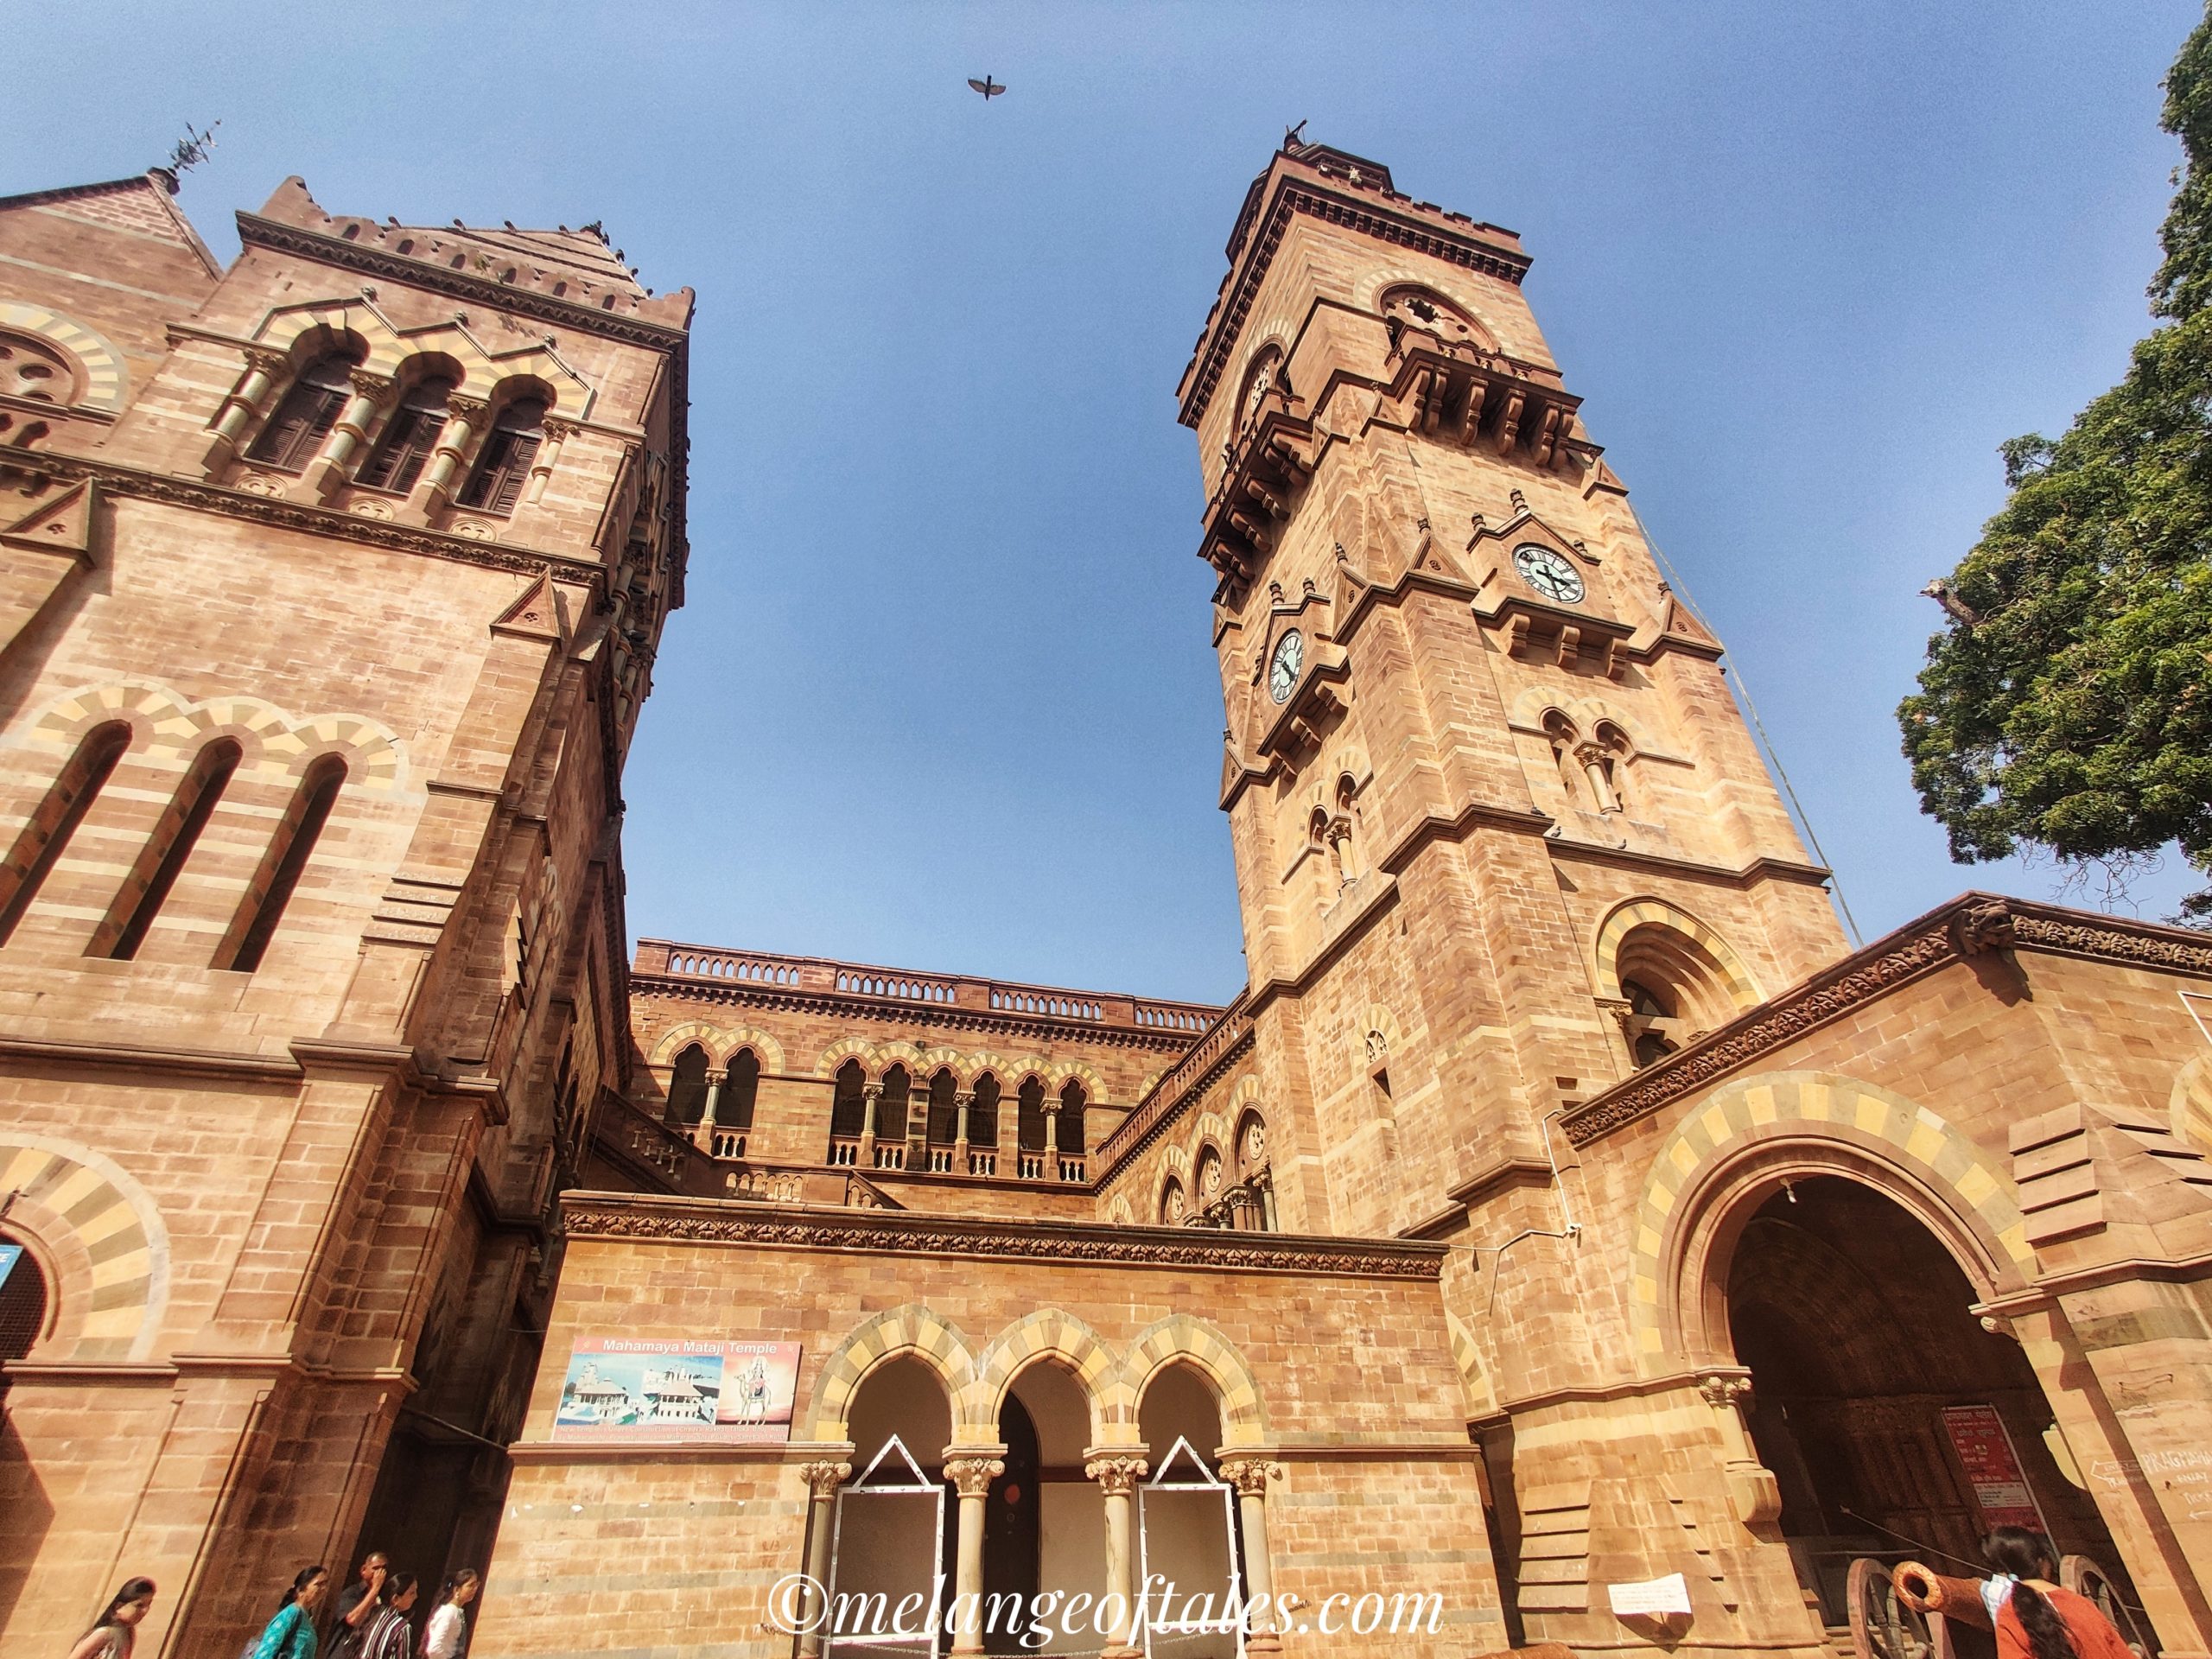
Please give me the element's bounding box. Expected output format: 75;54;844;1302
0;1243;21;1294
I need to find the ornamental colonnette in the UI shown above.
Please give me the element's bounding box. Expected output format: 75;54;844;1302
1;143;2209;1659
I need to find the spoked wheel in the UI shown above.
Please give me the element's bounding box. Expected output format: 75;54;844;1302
2062;1554;2159;1659
1851;1557;1936;1659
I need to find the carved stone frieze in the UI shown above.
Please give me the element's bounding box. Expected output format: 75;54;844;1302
20;450;601;582
1560;927;1956;1146
560;1201;1444;1280
1562;895;2212;1148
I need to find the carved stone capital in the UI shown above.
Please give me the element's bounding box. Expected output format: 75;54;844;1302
1217;1457;1282;1497
1084;1456;1147;1496
541;415;582;442
242;346;293;379
447;395;492;426
798;1460;850;1498
1697;1373;1754;1411
347;370;397;403
944;1456;1006;1497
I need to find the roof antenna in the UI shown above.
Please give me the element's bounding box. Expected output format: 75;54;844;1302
1283;119;1307;150
157;119;221;192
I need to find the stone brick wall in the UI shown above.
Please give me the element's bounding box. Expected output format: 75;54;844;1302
0;166;687;1659
472;1198;1509;1659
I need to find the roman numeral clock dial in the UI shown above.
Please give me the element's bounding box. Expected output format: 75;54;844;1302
1268;629;1304;702
1513;542;1585;604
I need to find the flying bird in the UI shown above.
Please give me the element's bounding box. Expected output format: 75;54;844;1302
968;75;1006;100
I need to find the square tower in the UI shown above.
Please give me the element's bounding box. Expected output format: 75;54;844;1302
1179;143;1847;1244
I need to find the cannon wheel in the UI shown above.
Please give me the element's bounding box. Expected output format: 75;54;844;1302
1851;1557;1936;1659
2062;1554;2158;1659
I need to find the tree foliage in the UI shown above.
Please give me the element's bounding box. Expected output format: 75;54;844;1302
1899;7;2212;918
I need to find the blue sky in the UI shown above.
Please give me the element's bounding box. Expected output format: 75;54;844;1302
8;2;2203;1002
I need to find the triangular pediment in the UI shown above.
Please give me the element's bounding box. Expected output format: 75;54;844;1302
490;569;563;644
0;477;96;560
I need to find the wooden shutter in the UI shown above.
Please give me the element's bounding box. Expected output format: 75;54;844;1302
358;377;453;493
458;397;547;514
246;355;353;471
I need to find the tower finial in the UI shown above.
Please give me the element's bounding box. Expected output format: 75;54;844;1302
156;119;221;193
1284;119;1308;151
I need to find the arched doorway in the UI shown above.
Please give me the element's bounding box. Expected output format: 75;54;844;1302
1725;1176;2143;1637
833;1355;955;1649
1136;1363;1243;1658
983;1362;1096;1656
0;1233;48;1398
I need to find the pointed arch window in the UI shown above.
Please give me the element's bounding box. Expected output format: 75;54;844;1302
1016;1077;1047;1151
926;1068;959;1146
357;374;454;493
247;349;360;471
0;721;130;946
458;396;547;514
830;1059;868;1138
1056;1080;1087;1155
215;755;346;972
875;1065;912;1141
92;739;241;961
725;1049;760;1130
967;1073;1000;1147
664;1043;711;1126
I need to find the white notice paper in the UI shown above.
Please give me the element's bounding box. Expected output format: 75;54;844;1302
1607;1573;1693;1618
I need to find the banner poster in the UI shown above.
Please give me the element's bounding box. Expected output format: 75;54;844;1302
1941;1403;2045;1533
552;1338;803;1445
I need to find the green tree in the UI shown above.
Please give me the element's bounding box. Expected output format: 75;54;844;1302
1899;8;2212;918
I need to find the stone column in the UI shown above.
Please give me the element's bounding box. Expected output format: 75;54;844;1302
415;394;489;515
526;416;576;505
858;1083;883;1165
954;1090;973;1170
1084;1453;1147;1657
944;1452;1007;1655
1695;1371;1779;1525
698;1069;726;1153
304;370;395;497
796;1459;850;1659
1218;1457;1284;1652
203;346;292;471
1575;741;1620;813
1041;1103;1060;1178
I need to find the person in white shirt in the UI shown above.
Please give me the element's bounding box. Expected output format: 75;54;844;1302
420;1570;478;1659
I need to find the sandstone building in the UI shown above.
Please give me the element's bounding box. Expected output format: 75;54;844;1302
4;143;2212;1659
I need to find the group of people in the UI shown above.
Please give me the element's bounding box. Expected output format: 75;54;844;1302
64;1558;480;1659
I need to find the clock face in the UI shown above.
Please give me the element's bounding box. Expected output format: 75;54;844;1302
1268;630;1304;702
1513;543;1585;604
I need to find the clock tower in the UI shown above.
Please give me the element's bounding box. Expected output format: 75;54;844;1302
1179;142;1847;1303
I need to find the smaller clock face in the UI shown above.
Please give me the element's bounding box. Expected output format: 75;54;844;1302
1268;630;1304;702
1513;543;1585;604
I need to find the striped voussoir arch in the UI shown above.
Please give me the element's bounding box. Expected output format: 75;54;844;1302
964;1309;1117;1441
25;681;404;792
1118;1313;1266;1445
800;1304;978;1442
0;301;129;411
1592;896;1761;1006
1626;1070;2030;1364
0;1137;168;1360
648;1020;786;1073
